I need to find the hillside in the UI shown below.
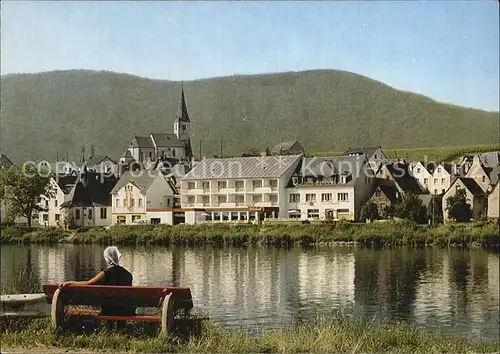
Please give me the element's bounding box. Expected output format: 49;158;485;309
1;69;498;163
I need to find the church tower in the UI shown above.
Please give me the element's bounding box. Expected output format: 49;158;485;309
173;84;193;161
174;84;191;141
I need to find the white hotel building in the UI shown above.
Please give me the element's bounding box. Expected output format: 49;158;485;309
180;155;302;224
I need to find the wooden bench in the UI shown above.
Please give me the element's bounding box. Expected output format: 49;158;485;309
43;284;193;333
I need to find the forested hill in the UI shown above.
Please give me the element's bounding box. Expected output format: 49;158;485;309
1;69;498;162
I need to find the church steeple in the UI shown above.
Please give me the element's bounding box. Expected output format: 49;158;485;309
176;83;190;123
174;83;192;142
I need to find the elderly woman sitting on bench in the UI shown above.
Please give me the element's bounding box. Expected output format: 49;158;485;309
59;246;135;328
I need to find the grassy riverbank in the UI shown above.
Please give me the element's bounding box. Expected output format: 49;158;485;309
1;316;498;353
1;220;499;248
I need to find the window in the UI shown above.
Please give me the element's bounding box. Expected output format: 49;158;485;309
434;189;438;194
269;195;278;202
75;209;80;220
117;216;126;224
115;199;120;207
269;179;278;188
55;214;60;222
202;181;210;189
375;190;381;198
148;152;153;160
138;198;143;207
437;167;441;173
187;196;195;204
218;181;227;189
218;195;227;203
434;178;438;184
45;200;49;208
43;214;48;222
54;200;58;207
132;215;141;222
253;194;262;203
338;193;349;201
131;199;135;207
482;176;486;183
442;189;445;194
235;180;244;189
253;180;262;188
182;124;186;131
340;176;346;184
188;182;195;190
441;178;445;185
88;209;93;219
307;209;320;219
290;194;300;203
100;208;107;219
424;178;428;185
417;168;421;173
305;194;316;202
292;176;299;185
172;149;176;157
202;195;210;204
235;195;244;203
321;193;332;202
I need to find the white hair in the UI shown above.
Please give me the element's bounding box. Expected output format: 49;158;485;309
103;246;122;266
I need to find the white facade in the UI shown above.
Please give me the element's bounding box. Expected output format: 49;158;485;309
442;178;487;222
38;178;67;227
431;164;452;195
410;162;433;192
66;206;112;228
487;184;499;218
465;157;491;193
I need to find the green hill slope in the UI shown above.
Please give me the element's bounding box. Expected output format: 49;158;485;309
1;69;498;163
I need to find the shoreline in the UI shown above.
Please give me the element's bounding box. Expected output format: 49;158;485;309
1;221;499;248
1;316;498;353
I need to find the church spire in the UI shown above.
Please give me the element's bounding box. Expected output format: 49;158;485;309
176;82;190;123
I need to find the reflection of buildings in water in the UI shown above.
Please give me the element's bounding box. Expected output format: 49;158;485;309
125;248;170;286
488;254;499;305
38;246;70;283
298;252;355;307
413;252;452;325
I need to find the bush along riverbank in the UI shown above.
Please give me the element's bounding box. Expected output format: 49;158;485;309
1;315;499;353
0;220;499;248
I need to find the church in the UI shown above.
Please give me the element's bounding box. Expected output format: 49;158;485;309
120;85;193;168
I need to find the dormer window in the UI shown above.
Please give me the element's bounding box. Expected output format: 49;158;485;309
292;176;298;185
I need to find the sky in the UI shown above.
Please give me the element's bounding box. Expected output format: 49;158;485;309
1;1;499;111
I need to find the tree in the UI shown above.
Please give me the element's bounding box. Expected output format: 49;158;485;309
393;191;427;224
360;202;379;221
446;188;473;222
241;148;261;157
427;194;443;225
0;165;54;227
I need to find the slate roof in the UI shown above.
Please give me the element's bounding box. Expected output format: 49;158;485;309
0;154;14;168
343;146;381;158
110;170;164;194
131;136;155;149
457;177;486;196
271;140;304;153
386;163;424;194
53;175;79;194
87;155;117;166
151;133;185;147
61;172;118;207
377;184;398;203
182;155;302;180
176;86;191;123
418;161;439;174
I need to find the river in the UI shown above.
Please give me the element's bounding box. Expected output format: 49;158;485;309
1;245;498;341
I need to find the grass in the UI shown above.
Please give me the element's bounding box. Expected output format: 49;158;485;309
1;315;498;353
0;269;42;295
1;221;499;248
311;143;500;162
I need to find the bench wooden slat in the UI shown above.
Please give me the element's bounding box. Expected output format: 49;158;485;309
42;284;193;310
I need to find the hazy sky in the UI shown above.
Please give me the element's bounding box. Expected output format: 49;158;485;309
1;1;499;111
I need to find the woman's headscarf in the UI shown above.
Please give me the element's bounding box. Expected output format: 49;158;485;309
104;246;122;266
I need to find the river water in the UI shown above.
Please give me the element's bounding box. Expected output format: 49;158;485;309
1;244;499;341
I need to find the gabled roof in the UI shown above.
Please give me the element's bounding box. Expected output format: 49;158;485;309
130;136;155;148
271;140;304;153
176;85;190;123
60;172;118;207
150;133;185;148
417;161;439;174
480;151;499;168
456;177;486;197
182;155;302;180
0;154;14;168
376;184;398;203
386;163;425;194
121;150;133;158
53;175;79;194
110;170;165;194
343;145;381;158
87;155;117;166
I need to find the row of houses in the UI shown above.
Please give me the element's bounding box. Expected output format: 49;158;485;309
3;145;496;228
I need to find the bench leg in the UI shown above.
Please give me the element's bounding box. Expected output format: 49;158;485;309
50;288;65;330
161;293;174;334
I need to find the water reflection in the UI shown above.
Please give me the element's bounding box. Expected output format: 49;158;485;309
1;245;498;340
